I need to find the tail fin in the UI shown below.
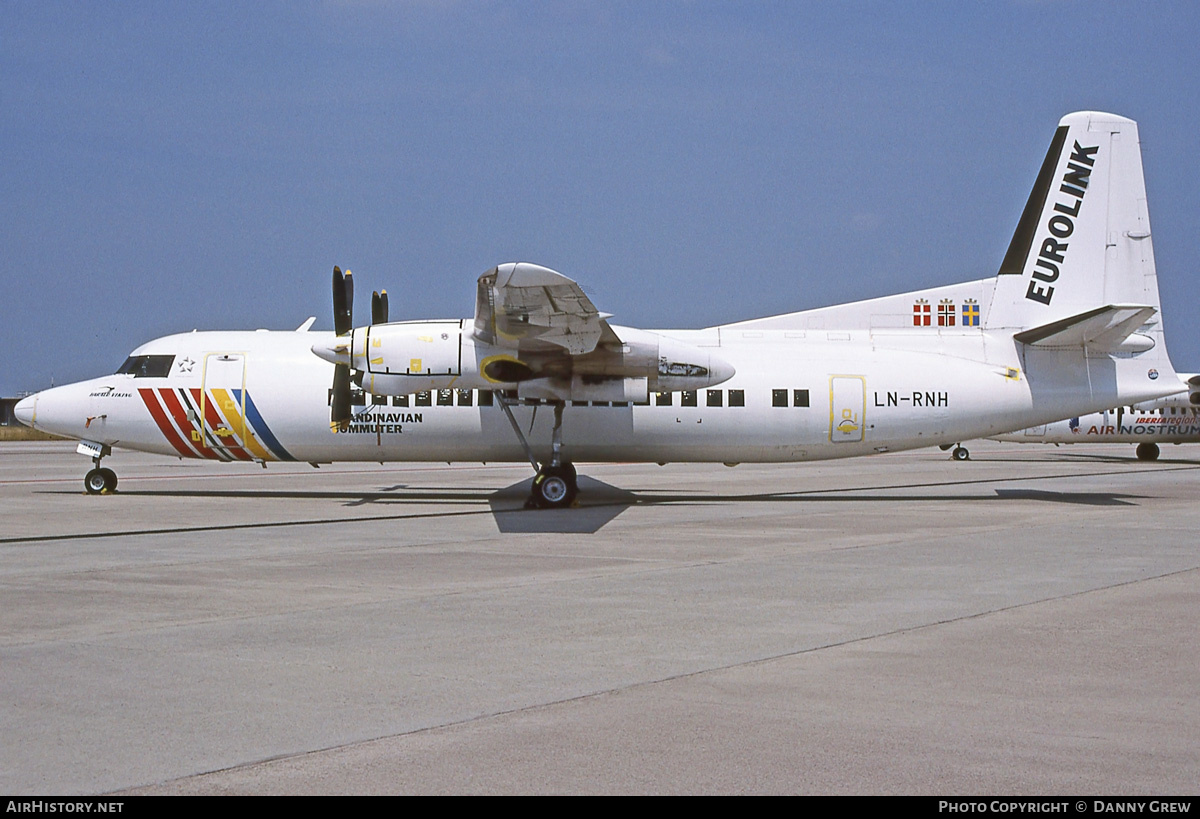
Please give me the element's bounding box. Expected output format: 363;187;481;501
985;112;1162;337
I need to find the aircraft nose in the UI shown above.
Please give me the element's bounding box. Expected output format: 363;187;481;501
14;394;37;428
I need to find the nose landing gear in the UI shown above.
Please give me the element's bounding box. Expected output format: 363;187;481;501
80;442;117;494
84;466;118;494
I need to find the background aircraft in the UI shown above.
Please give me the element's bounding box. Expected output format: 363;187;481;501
15;112;1185;507
990;373;1200;461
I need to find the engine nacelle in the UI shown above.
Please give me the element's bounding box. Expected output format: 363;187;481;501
314;321;735;399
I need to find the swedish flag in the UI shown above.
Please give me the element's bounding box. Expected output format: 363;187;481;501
962;301;980;327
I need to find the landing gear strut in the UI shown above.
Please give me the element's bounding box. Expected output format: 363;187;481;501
495;393;579;509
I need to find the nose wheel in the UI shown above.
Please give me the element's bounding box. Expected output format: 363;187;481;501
84;466;118;494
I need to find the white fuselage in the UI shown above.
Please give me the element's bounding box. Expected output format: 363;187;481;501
16;322;1179;466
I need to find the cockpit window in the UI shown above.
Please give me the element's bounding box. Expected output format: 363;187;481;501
116;355;175;378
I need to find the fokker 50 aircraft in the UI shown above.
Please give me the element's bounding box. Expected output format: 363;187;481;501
15;112;1186;508
990;373;1200;461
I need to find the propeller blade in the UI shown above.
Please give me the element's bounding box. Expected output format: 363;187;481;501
332;266;354;336
331;363;352;430
372;289;389;325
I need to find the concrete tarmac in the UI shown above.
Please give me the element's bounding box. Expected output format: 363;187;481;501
1;440;1197;794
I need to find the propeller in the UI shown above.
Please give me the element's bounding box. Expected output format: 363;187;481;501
372;289;389;325
330;266;354;431
324;269;389;431
333;266;354;336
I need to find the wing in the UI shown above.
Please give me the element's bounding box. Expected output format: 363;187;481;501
473;262;621;355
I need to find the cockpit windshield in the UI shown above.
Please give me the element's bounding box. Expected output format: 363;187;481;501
116;355;175;378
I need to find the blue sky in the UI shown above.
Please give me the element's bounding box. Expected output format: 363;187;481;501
3;1;1199;395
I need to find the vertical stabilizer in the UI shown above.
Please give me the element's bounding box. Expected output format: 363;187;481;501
985;112;1161;336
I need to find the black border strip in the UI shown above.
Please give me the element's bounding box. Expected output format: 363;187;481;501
998;124;1069;276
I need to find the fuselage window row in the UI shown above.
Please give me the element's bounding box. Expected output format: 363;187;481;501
328;388;810;409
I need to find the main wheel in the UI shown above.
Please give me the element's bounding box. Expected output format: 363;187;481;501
84;467;117;494
560;461;578;489
530;464;578;509
952;446;970;461
1136;442;1160;461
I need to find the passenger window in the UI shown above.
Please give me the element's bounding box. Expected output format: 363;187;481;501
456;389;473;407
477;390;494;407
655;392;673;406
728;389;745;407
392;395;409;407
372;394;387;405
707;390;723;407
772;389;787;407
437;389;453;406
794;389;810;408
351;390;367;406
414;391;432;407
681;391;697;407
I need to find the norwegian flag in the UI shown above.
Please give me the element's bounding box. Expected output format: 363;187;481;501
938;299;956;327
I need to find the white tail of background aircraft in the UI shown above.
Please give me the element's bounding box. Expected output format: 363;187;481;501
15;112;1186;507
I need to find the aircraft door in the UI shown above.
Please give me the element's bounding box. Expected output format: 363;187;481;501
200;352;249;457
830;375;866;443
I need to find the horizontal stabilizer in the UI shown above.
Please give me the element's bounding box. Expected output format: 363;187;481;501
1013;304;1156;351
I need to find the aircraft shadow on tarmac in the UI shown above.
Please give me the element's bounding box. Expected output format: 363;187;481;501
488;477;635;533
73;472;1155;537
35;457;1189;541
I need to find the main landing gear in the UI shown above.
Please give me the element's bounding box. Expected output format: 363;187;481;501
1136;442;1160;461
940;443;970;461
496;393;579;509
531;462;578;509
